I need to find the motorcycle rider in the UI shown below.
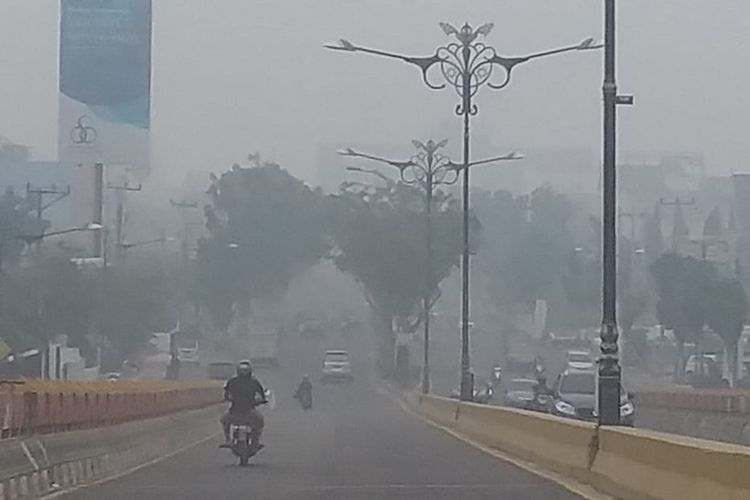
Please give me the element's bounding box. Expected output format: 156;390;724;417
294;374;313;409
533;374;553;397
220;360;267;448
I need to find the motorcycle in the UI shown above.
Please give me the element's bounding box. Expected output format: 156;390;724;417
229;391;271;466
530;392;553;413
298;392;312;410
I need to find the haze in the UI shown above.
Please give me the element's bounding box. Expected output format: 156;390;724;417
1;0;750;188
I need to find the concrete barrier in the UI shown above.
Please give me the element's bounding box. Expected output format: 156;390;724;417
591;426;750;500
0;404;221;500
415;394;460;428
455;402;596;483
406;394;750;500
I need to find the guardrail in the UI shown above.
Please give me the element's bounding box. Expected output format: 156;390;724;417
408;393;750;500
1;380;222;438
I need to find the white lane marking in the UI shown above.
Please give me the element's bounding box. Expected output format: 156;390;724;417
20;440;40;471
298;483;543;491
387;389;615;500
39;431;221;499
36;438;50;466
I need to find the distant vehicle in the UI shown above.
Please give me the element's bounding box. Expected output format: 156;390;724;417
177;339;200;367
321;350;353;382
685;354;725;388
684;353;719;374
503;378;537;409
566;350;595;370
102;372;121;381
247;333;280;367
550;369;634;426
207;362;235;380
299;318;325;338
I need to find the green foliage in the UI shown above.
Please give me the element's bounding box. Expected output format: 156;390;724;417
0;188;49;268
326;181;462;321
650;253;718;346
473;187;574;309
197;162;328;327
706;277;748;369
1;253;174;365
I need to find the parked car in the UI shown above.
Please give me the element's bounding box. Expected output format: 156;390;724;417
566;349;595;370
503;378;537;409
550;369;635;426
321;350;353;382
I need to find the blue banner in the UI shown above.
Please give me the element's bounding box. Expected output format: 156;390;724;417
59;0;151;129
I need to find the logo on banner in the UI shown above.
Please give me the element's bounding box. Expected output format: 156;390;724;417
70;115;97;145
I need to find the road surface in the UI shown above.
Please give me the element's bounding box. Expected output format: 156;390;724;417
61;335;582;500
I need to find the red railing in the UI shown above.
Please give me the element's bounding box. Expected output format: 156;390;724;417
0;380;222;438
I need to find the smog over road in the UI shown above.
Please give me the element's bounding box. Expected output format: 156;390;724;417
1;2;750;500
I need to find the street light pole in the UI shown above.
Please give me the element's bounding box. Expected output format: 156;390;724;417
599;0;633;426
327;22;599;401
341;140;519;394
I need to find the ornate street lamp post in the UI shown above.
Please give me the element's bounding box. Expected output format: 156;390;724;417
341;139;519;394
327;22;599;400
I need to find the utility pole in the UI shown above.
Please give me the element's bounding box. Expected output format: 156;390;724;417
170;199;199;266
26;183;71;251
107;181;142;267
170;199;200;321
92;163;104;259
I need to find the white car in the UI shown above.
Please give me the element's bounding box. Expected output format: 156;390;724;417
322;350;353;383
177;346;200;366
566;350;595;370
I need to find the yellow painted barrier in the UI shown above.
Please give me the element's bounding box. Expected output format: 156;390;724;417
408;394;750;500
455;401;596;483
416;394;460;428
591;426;750;500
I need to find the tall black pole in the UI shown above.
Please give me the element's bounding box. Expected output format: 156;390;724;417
422;168;433;394
599;0;621;425
459;42;473;402
93;162;104;259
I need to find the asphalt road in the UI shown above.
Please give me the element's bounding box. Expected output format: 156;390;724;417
60;334;582;500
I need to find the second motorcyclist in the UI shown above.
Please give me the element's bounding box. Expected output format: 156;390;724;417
294;374;313;410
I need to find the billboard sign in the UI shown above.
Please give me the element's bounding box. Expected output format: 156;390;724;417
58;0;151;173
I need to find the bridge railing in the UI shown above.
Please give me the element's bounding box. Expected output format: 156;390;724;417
0;380;222;438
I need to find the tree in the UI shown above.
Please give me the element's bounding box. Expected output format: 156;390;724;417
618;237;649;366
197;161;328;329
0;187;48;269
651;253;717;378
326;181;462;324
473;187;574;315
0;187;50;345
644;204;664;262
706;277;748;386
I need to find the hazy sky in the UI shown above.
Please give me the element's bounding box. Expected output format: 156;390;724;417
1;1;749;188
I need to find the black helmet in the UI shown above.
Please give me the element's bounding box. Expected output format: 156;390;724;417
236;360;253;376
